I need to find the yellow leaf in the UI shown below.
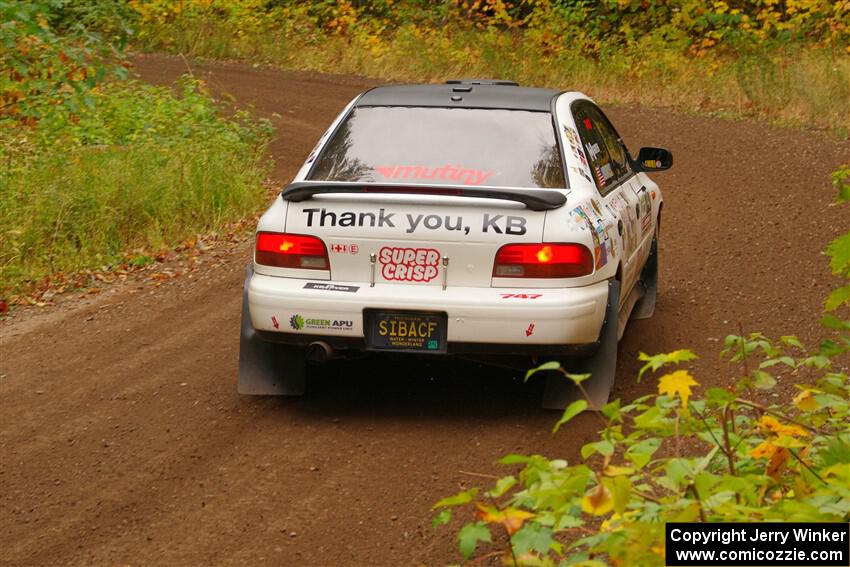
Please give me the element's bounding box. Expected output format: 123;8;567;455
581;483;614;516
475;503;534;535
749;440;778;459
657;370;699;408
758;415;809;438
766;447;790;480
793;389;818;412
603;465;634;476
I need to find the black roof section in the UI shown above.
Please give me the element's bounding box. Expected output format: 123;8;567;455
355;83;561;112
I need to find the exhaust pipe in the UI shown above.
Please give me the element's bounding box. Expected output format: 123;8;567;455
305;341;333;364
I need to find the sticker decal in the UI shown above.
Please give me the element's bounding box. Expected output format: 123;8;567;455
330;243;360;254
594;165;607;188
290;313;353;331
500;293;542;299
303;282;360;293
379;246;440;282
563;125;594;182
590;199;604;217
272;316;280;329
570;165;594;184
595;241;608;270
375;165;493;186
525;323;535;337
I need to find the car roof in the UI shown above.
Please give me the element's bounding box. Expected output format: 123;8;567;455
355;83;562;112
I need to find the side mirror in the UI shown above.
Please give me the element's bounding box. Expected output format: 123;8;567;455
635;147;673;172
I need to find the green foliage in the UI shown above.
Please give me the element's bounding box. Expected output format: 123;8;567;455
436;348;849;565
0;78;272;294
637;349;698;381
120;0;850;134
433;168;850;565
826;165;850;312
0;0;129;125
0;1;273;297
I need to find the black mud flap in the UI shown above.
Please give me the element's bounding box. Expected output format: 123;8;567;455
631;237;658;320
238;266;306;396
542;279;620;410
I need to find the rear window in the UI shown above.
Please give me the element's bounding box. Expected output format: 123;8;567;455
307;106;566;189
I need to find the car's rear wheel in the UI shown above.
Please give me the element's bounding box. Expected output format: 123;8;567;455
542;279;620;410
632;233;659;320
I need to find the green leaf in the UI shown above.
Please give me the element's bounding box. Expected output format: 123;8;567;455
433;488;479;509
525;360;561;382
432;508;452;528
601;398;622;420
705;387;735;403
487;475;517;498
611;475;632;515
581;439;615;459
552;399;588;433
752;370;777;389
833;166;850;203
821;315;850;331
825;285;850;312
567;373;591;385
759;356;796;369
634;406;668;430
638;350;698;381
499;454;536;465
511;523;554;555
665;458;691;486
827;232;850;275
626;438;661;469
780;335;804;349
458;521;491;560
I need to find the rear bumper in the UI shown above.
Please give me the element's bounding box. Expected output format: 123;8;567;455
247;271;609;350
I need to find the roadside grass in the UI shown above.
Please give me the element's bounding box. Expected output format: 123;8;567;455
0;79;272;297
132;15;850;136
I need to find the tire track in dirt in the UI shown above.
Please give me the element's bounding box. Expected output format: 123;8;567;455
1;54;847;566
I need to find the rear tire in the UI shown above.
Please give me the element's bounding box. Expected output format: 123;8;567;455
542;279;620;410
631;235;658;320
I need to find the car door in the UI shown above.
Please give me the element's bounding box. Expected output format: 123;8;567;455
571;101;644;296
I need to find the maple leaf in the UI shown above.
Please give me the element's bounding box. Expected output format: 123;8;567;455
749;440;778;459
758;415;809;438
657;370;699;408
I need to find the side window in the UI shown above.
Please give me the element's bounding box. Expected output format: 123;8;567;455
573;103;631;194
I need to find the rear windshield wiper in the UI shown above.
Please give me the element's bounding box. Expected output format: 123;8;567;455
282;182;567;211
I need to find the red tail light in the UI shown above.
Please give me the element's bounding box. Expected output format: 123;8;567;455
493;243;593;278
255;232;329;270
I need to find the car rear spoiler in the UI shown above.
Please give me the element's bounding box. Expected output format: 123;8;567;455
281;182;567;211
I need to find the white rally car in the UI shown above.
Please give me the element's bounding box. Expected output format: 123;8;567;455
239;80;672;408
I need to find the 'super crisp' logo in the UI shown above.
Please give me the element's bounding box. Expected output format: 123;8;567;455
290;314;305;330
378;246;440;282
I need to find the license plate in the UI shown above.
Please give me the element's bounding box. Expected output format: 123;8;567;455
365;310;447;353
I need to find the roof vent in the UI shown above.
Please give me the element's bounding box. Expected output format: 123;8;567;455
445;79;519;86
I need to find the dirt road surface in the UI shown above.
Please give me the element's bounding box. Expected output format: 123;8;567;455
2;54;848;567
